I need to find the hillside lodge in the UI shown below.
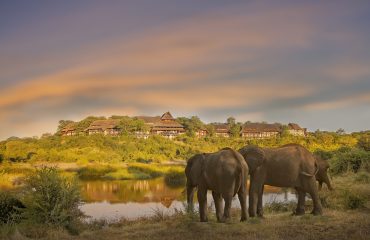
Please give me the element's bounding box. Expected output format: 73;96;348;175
60;112;306;139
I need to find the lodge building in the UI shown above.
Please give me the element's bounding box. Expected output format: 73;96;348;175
85;119;121;136
137;112;185;139
60;123;77;136
212;123;231;137
241;123;282;139
287;123;307;136
60;112;307;139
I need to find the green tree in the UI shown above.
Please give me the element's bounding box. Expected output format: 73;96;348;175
227;117;236;126
205;124;215;137
76;116;105;133
177;116;205;136
56;120;74;135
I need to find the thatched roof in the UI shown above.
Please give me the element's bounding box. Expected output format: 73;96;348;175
241;123;282;133
161;112;174;121
137;112;184;130
85;119;121;131
61;123;77;133
288;123;303;130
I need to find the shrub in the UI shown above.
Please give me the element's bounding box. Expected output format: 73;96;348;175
330;148;370;175
0;191;24;224
21;167;82;229
342;190;365;210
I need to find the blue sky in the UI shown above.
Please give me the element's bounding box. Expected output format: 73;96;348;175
0;0;369;139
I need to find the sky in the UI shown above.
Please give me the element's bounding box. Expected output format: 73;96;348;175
0;0;369;139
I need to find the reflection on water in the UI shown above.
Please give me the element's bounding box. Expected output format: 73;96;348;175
80;178;297;221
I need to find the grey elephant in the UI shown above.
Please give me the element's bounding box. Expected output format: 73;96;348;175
315;155;333;191
239;144;323;217
185;148;249;222
283;144;333;191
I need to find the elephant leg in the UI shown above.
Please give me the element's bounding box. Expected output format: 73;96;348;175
197;187;208;222
222;193;233;222
294;188;306;215
249;181;261;217
212;191;223;222
308;180;323;215
238;188;248;222
257;185;264;217
186;185;195;212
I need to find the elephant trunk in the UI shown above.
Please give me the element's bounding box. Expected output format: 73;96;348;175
324;174;333;191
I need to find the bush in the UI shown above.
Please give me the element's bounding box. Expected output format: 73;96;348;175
0;191;24;224
21;167;82;230
330;148;370;175
342;190;366;210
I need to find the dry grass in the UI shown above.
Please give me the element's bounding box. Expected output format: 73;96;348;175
3;209;369;240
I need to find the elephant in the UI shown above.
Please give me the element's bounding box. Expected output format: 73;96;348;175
238;144;323;217
282;144;333;191
315;155;333;191
185;148;249;222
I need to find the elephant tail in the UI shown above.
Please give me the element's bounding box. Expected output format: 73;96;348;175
234;168;243;197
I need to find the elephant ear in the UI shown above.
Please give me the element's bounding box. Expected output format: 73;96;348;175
239;146;265;173
185;154;205;186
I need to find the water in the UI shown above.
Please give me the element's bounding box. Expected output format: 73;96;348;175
79;177;297;221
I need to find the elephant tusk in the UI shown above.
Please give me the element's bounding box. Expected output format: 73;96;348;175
300;171;314;177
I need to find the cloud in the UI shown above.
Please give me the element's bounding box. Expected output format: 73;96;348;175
0;0;370;138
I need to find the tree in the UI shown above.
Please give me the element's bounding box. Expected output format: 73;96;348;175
336;128;346;135
56;120;74;135
177;116;205;136
280;125;291;138
76;116;105;133
227;117;236;126
205;124;215;137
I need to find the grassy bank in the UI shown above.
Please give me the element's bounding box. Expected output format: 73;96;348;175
1;208;369;240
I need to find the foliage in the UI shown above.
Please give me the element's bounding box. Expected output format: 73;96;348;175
177;116;205;136
21;167;82;229
357;131;370;151
0;191;24;224
329;148;370;175
56;120;75;135
0;129;368;176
